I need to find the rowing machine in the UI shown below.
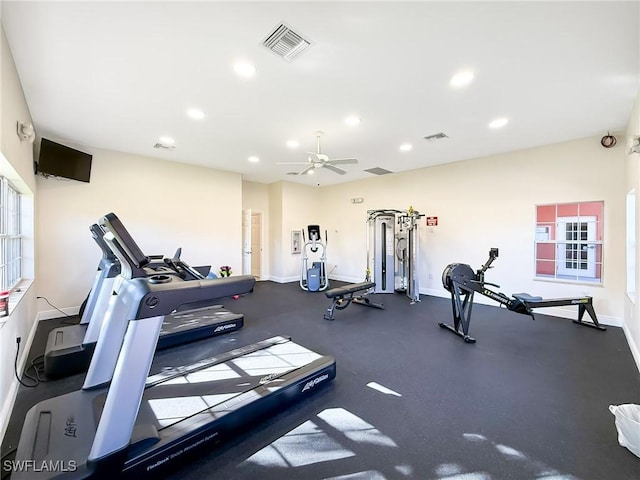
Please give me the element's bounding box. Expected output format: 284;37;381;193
439;248;605;343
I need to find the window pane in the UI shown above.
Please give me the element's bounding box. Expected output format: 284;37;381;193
557;203;579;217
0;177;22;291
536;201;603;284
536;205;556;223
536;260;555;277
535;223;555;241
579;201;603;218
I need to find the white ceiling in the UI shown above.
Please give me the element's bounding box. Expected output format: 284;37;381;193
2;1;638;186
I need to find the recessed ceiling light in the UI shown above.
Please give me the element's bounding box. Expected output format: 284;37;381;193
450;70;474;88
186;108;205;120
248;156;260;163
400;143;413;152
234;61;256;78
286;140;299;148
344;115;361;126
159;136;175;145
489;117;509;129
307;169;314;175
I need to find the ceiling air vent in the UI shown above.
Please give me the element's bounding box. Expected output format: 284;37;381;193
263;23;311;62
153;143;176;150
364;167;394;176
424;132;449;142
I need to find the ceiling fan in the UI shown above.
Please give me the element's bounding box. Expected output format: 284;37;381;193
277;131;358;175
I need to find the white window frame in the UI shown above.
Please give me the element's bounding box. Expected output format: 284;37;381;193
0;176;22;291
627;190;636;301
534;201;604;284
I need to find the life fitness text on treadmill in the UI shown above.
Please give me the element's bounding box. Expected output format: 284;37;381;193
146;432;219;472
302;374;330;392
213;323;237;333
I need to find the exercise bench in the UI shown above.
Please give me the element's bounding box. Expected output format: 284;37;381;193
324;281;383;321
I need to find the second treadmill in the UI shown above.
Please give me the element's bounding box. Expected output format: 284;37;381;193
44;223;245;378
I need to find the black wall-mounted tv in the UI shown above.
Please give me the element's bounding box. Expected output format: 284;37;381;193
37;138;92;183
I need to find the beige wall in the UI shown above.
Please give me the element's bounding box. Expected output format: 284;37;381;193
265;181;322;282
36;148;243;313
268;182;284;280
0;25;38;442
318;136;626;325
281;182;322;282
624;93;639;369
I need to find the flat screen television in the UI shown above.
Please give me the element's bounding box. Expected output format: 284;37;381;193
37;138;92;183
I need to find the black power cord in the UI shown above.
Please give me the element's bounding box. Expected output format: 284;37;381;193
14;338;37;388
36;296;78;325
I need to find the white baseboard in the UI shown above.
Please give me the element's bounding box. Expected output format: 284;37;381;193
37;306;80;321
420;287;622;327
0;312;40;445
267;275;299;284
621;321;640;374
328;274;365;284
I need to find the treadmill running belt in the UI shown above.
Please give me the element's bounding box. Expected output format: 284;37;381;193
14;337;336;479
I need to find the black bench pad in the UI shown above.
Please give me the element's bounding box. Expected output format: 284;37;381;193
325;281;375;299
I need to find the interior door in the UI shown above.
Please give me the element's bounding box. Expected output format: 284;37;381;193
251;212;262;278
242;209;251;276
557;216;596;278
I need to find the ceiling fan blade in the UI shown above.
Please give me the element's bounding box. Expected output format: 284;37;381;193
299;164;316;176
327;158;358;165
323;163;347;175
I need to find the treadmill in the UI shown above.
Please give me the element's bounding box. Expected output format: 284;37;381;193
14;213;336;478
44;223;244;379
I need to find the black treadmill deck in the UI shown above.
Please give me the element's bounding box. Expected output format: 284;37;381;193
43;306;244;378
15;336;336;479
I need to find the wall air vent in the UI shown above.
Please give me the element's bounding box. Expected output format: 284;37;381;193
153;143;176;150
364;167;393;176
263;23;311;62
424;132;449;142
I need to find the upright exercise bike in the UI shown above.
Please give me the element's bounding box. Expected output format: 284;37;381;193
300;225;328;292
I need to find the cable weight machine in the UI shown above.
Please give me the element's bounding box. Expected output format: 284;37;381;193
366;207;424;303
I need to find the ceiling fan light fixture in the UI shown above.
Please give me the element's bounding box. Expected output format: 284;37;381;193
276;131;358;176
